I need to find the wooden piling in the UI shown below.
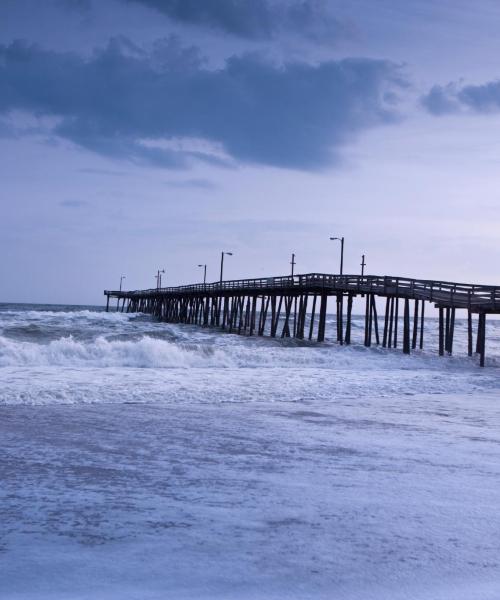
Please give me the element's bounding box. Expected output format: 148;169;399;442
272;296;283;338
438;307;444;356
383;297;390;348
403;298;410;354
345;294;353;345
419;300;425;350
308;294;317;341
412;299;419;350
282;296;293;338
479;313;486;367
388;297;395;348
393;298;399;348
364;294;370;347
249;295;258;336
317;293;327;342
372;295;379;345
336;295;344;345
467;309;473;357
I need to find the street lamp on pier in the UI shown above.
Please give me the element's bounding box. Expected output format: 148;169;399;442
198;264;207;285
220;252;233;285
119;275;126;291
329;236;345;275
155;269;165;289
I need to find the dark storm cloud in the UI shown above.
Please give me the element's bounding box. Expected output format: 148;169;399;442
421;84;461;115
422;79;500;115
0;37;405;169
124;0;345;41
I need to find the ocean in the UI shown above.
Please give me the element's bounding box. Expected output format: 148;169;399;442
1;303;500;599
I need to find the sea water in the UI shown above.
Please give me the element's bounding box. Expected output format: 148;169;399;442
1;304;500;599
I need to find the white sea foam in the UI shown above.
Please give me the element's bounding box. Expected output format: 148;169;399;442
3;306;500;599
0;334;235;368
0;306;499;406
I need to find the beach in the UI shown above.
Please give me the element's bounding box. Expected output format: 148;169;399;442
1;306;500;598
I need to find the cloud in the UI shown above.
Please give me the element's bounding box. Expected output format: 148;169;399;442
164;178;217;189
79;167;129;176
124;0;346;42
0;118;16;138
420;84;461;115
422;78;500;115
0;37;405;170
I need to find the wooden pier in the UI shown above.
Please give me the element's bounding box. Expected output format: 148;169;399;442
105;273;500;366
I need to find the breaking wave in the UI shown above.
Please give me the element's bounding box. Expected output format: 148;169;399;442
0;335;235;369
0;305;499;406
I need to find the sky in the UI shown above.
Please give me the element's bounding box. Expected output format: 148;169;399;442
1;0;500;304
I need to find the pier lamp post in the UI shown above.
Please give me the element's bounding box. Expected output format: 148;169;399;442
361;254;366;277
119;275;126;291
198;264;207;285
329;236;344;275
219;252;233;286
156;269;165;289
290;253;296;277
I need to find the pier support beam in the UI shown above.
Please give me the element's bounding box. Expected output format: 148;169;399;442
478;313;486;367
308;295;317;341
345;294;353;345
317;293;327;342
467;309;473;357
412;299;419;349
383;297;390;348
438;307;444;356
419;301;425;350
372;295;379;345
403;298;410;354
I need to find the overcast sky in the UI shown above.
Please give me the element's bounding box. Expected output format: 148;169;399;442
1;0;500;304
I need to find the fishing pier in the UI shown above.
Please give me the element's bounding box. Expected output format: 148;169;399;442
105;273;500;366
